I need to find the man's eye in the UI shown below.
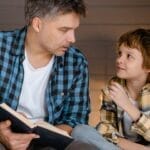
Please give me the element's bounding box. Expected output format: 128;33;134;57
60;28;68;32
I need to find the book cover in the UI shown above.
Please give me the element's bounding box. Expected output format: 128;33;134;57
0;103;73;149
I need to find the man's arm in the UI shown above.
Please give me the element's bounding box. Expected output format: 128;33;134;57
56;124;72;135
59;55;90;128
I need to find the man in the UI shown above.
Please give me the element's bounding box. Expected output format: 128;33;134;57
0;0;92;149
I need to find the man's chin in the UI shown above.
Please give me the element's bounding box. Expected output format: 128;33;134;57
54;47;69;56
55;51;66;56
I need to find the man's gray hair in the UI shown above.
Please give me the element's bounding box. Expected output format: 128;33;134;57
25;0;86;24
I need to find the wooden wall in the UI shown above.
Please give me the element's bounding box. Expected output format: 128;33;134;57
0;0;150;126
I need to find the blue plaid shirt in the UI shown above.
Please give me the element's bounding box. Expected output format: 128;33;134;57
0;26;90;127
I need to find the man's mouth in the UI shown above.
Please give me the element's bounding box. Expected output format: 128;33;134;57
62;45;69;50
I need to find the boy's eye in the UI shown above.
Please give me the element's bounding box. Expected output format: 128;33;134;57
127;54;132;59
127;54;130;58
117;51;122;57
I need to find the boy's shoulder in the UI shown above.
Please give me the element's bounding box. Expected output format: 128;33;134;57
141;83;150;95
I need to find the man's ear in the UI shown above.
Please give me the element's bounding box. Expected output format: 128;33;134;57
31;17;42;32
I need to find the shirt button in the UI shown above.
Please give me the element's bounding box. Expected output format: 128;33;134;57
61;92;64;96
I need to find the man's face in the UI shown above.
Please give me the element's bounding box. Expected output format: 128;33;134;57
37;12;80;56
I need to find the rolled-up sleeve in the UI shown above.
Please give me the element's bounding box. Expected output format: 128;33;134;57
131;112;150;141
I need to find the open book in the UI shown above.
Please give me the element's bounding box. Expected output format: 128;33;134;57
0;103;73;149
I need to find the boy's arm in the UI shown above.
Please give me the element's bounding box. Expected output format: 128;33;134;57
96;89;122;144
131;113;150;142
117;137;149;150
108;82;150;142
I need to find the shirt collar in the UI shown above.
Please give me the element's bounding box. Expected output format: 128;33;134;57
11;26;27;57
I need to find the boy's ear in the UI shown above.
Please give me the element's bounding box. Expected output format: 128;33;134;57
31;17;42;32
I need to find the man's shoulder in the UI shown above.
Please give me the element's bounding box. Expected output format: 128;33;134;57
0;26;26;40
0;27;27;56
0;28;18;37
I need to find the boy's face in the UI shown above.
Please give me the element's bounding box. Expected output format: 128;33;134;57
116;44;149;80
34;12;80;56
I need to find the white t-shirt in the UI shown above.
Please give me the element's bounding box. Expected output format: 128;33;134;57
17;52;54;122
123;98;139;142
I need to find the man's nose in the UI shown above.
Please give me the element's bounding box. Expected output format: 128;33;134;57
67;30;76;43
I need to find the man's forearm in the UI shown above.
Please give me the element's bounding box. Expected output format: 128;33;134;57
56;124;73;135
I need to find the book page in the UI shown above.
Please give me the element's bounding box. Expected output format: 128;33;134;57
0;103;35;128
35;121;72;138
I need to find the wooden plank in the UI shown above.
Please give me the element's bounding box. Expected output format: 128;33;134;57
76;25;150;41
0;0;24;6
88;59;107;75
90;90;101;110
1;0;150;6
88;57;115;76
82;6;150;25
89;111;100;126
0;24;24;30
76;41;116;59
85;0;150;6
106;59;116;75
89;75;108;90
0;7;24;25
0;5;149;25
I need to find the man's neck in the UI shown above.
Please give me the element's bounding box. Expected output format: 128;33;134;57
25;49;53;69
25;29;53;69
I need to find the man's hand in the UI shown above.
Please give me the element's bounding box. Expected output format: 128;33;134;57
0;120;39;150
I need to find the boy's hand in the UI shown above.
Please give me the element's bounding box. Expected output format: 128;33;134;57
108;81;131;110
108;81;141;121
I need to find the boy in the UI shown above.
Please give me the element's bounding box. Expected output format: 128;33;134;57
72;28;150;150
